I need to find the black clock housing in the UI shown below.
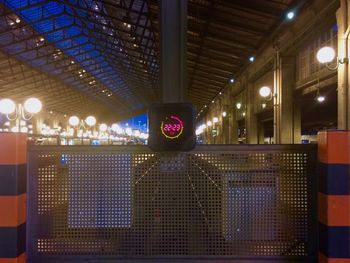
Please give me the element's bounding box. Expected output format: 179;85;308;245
148;103;196;151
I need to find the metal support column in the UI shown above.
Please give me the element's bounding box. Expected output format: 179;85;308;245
160;0;187;103
336;0;350;130
274;52;299;143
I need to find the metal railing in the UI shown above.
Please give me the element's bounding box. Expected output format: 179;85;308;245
27;144;317;262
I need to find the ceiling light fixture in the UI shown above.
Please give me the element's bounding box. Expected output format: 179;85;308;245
286;11;295;20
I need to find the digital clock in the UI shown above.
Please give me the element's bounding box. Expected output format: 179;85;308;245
148;103;195;151
161;115;184;139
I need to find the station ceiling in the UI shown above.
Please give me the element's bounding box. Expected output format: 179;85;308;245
0;0;307;120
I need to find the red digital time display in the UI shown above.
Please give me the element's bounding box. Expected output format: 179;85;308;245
160;115;184;139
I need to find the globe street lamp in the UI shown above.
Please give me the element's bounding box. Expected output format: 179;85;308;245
316;46;349;70
0;97;42;132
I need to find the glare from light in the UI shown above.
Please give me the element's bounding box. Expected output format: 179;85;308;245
262;103;267;109
207;121;212;127
317;46;336;64
229;78;234;84
0;98;16;114
249;56;255;62
69;116;80;126
68;128;74;136
134;130;141;137
242;112;246;117
20;120;26;126
222;111;227;117
196;128;204;135
24;98;42;114
259;86;272;98
317;95;325;103
213;117;219;123
85;116;96;126
140;133;149;140
286;11;295;20
211;100;215;104
236;102;242;109
99;123;108;132
111;123;123;134
125;127;132;136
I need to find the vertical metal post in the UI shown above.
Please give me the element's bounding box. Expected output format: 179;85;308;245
336;0;350;130
273;49;281;144
160;0;187;103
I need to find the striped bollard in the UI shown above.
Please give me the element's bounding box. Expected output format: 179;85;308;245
318;130;350;263
0;133;27;263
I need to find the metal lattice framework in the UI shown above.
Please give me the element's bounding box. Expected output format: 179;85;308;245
0;0;306;118
0;0;159;119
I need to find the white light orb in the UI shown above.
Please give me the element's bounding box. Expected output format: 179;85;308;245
125;127;132;136
99;123;108;132
85;116;96;127
69;116;80;126
111;123;124;134
286;11;295;20
259;86;272;98
317;46;336;64
222;111;227;117
207;121;212;127
24;98;42;114
0;98;16;114
317;95;325;103
236;102;242;109
213;117;219;123
111;123;119;132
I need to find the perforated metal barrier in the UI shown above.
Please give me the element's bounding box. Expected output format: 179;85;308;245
27;145;317;262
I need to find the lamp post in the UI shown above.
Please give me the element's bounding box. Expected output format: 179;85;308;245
0;98;42;132
68;115;96;145
316;45;350;129
258;86;278;143
316;46;348;70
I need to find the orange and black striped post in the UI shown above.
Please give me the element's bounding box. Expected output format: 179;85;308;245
0;133;27;263
318;130;350;263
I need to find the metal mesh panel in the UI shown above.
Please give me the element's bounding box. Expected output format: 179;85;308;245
27;145;317;261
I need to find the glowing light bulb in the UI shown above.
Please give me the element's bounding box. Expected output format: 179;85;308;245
69;116;80;126
24;98;42;114
317;46;336;64
99;123;108;132
259;86;272;98
0;99;16;114
286;11;295;20
85;116;96;127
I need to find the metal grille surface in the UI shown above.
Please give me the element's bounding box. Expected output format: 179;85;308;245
27;145;317;262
